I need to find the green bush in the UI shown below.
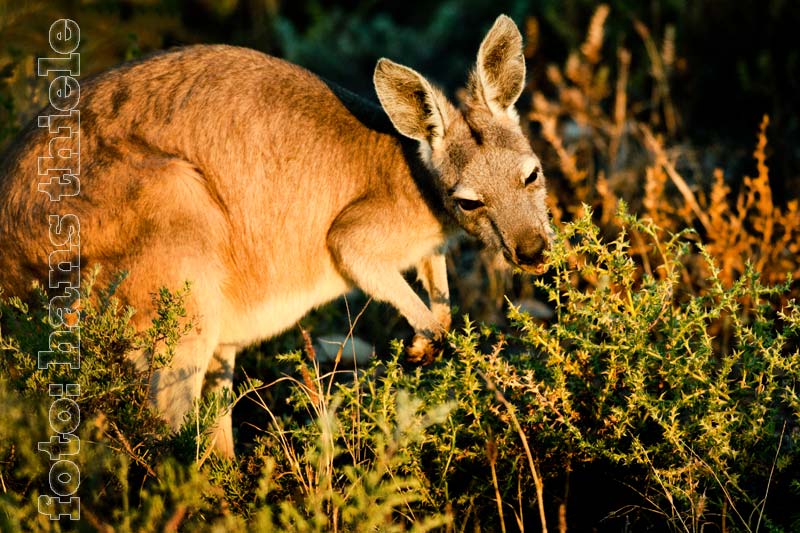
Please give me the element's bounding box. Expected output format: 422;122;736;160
1;209;797;531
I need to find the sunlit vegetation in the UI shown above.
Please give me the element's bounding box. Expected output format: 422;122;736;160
1;1;798;531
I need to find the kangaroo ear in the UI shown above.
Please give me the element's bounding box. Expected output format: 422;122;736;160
374;58;450;148
471;14;526;119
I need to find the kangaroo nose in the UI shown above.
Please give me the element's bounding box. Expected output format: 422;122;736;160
515;235;547;266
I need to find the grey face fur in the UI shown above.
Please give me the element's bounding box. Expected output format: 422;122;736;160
447;144;551;272
374;15;552;273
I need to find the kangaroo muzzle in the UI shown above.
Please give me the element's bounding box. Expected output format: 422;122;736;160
515;234;547;266
509;230;551;274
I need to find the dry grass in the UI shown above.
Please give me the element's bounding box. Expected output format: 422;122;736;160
524;4;798;317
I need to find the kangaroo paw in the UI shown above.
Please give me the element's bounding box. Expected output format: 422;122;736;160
405;333;442;365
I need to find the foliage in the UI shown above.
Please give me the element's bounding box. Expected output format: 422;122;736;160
1;1;799;531
529;10;800;297
2;206;798;531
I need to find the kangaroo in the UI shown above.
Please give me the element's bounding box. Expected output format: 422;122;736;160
0;15;551;456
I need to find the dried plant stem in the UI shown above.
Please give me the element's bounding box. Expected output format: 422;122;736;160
479;370;548;533
722;500;728;533
581;4;610;64
533;112;586;185
515;468;526;532
635;19;677;134
163;504;187;532
82;508;114;532
487;440;508;533
756;421;786;532
610;47;631;168
108;422;156;478
641;125;712;233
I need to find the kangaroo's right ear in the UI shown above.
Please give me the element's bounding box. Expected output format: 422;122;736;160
374;58;451;150
468;14;526;121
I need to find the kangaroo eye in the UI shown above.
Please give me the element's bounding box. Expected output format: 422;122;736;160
456;198;484;212
525;167;541;187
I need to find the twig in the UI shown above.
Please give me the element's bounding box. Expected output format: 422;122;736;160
163;504;187;532
109;422;156;478
684;445;750;531
755;421;786;532
638;448;690;533
560;462;570;533
515;465;526;532
82;508;114;532
197;433;216;470
458;497;476;533
479;370;548;533
487;437;507;533
641;125;711;234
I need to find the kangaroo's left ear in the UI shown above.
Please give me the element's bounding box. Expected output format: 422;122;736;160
374;58;452;151
470;15;526;120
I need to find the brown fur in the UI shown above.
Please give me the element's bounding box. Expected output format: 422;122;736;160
0;15;552;456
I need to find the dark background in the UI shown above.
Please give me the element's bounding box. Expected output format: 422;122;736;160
1;0;799;197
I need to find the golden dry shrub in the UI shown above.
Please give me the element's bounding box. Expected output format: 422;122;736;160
526;6;798;303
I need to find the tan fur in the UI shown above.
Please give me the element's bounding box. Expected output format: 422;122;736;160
0;15;552;456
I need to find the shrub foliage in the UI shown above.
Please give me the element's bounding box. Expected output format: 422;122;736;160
1;206;798;531
1;3;799;532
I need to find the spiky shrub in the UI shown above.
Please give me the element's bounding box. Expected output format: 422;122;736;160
0;270;206;532
255;207;799;531
497;206;799;531
0;269;454;531
317;206;795;532
1;208;798;531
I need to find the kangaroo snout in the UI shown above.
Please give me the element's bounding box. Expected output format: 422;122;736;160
514;234;548;267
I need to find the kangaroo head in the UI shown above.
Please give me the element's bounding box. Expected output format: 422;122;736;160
374;15;552;274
